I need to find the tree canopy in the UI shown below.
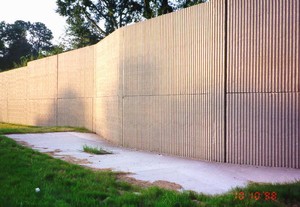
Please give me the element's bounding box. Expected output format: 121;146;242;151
56;0;204;48
0;20;54;71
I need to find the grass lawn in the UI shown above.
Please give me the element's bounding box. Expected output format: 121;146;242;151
0;122;89;134
0;122;299;206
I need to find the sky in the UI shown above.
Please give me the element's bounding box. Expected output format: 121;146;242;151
0;0;67;44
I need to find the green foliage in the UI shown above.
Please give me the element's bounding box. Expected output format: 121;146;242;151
143;0;174;18
176;0;206;9
0;20;54;71
0;122;90;135
83;144;112;155
27;22;54;55
56;0;144;48
12;53;43;68
0;136;129;207
0;21;6;57
55;0;205;49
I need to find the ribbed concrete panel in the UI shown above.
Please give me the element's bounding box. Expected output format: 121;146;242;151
0;72;8;122
7;67;27;100
0;100;7;122
0;72;7;100
95;31;121;97
5;67;28;125
94;97;122;145
58;46;94;98
227;93;300;168
94;30;122;143
227;0;300;93
122;0;225;161
27;56;57;99
123;2;218;96
226;0;300;168
123;95;216;160
28;99;57;126
7;99;27;125
58;98;93;130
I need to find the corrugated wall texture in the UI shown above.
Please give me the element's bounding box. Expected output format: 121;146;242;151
122;0;225;161
6;67;28;125
58;46;94;98
0;72;8;122
227;94;299;168
227;0;299;93
28;56;57;99
227;0;300;168
27;56;58;126
0;72;7;100
94;30;123;144
57;46;94;130
0;100;7;122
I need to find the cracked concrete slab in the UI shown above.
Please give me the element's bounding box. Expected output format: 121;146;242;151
7;132;300;195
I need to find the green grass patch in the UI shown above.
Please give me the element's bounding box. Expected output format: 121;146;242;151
0;122;299;206
0;122;90;135
83;144;112;155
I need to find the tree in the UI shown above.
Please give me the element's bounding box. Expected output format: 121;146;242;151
0;20;54;71
56;0;205;49
176;0;204;9
28;22;54;55
0;21;7;69
0;22;6;58
143;0;174;18
0;21;31;70
56;0;143;48
5;36;32;69
2;21;29;46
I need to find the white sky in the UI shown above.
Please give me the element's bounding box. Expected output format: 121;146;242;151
0;0;67;44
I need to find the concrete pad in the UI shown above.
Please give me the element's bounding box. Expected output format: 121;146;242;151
7;132;300;195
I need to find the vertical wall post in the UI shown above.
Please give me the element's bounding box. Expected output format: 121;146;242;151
224;0;228;163
56;55;59;126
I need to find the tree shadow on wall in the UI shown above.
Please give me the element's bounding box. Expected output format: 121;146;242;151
35;88;90;129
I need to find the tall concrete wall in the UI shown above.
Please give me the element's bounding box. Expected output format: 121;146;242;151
226;0;300;168
27;56;58;126
0;0;299;168
57;46;94;130
0;72;8;122
6;67;28;125
94;30;123;145
121;0;225;162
